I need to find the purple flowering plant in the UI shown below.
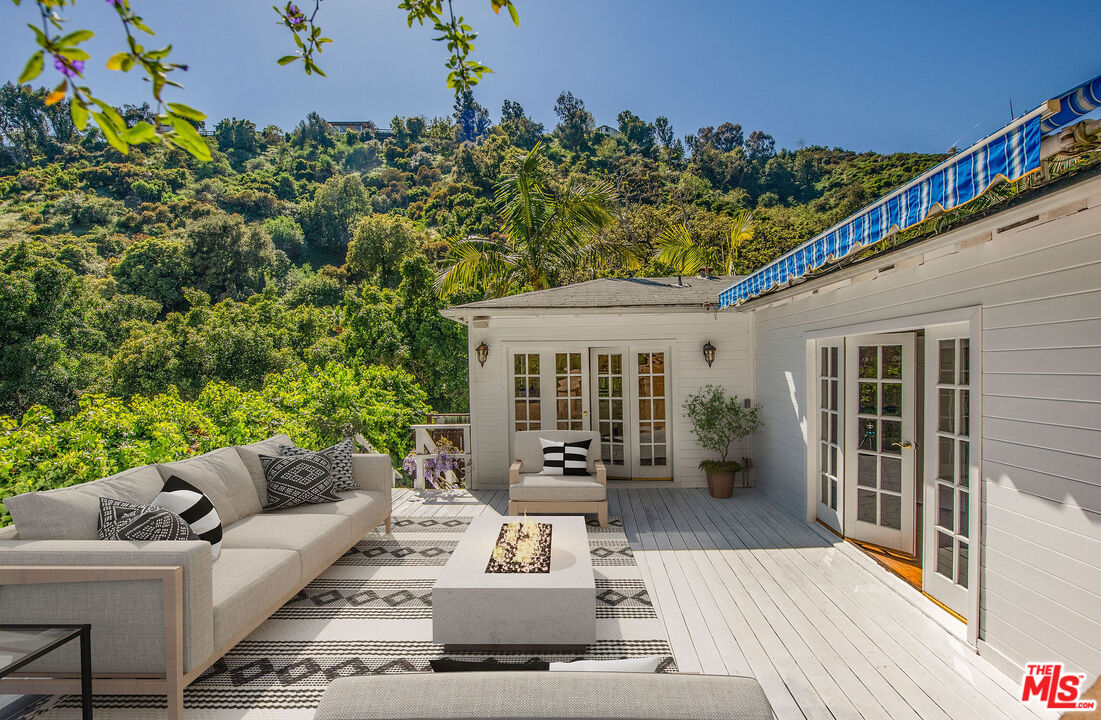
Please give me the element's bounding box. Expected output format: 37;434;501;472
401;438;460;489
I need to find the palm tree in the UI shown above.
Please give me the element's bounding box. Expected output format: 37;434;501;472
655;209;754;277
436;143;621;297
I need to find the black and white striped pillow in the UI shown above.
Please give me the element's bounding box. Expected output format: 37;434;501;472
539;438;592;476
153;475;223;559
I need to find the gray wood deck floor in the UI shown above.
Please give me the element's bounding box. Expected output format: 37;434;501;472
392;486;1050;720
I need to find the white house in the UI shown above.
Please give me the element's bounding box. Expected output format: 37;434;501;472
441;274;753;488
444;75;1101;688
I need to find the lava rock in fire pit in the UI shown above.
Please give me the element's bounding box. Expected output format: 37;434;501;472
486;520;552;573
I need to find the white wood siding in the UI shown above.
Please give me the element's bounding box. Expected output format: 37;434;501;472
748;173;1101;680
464;310;752;488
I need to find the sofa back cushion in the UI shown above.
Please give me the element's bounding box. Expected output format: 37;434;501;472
234;434;294;505
513;430;601;474
4;464;164;540
156;447;259;526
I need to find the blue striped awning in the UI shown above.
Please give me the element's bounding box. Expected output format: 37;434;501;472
1041;74;1101;133
718;73;1101;309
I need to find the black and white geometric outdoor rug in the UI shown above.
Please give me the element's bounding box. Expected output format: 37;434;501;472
45;512;675;719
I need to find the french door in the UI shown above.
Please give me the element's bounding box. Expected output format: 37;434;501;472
922;325;975;617
843;333;917;554
590;348;630;478
510;346;671;480
511;350;589;434
815;341;844;533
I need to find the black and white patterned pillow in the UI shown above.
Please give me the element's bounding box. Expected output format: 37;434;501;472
279;438;357;491
539;438;592;476
153;475;224;559
98;497;198;542
260;453;341;510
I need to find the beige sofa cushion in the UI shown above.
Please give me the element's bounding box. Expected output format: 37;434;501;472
220;513;349;583
315;672;775;720
212;548;301;650
513;430;601;474
275;491;388;545
509;474;606;502
234;434;295;504
4;464;164;540
157;447;260;526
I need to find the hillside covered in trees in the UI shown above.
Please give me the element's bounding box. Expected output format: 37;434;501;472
0;80;944;505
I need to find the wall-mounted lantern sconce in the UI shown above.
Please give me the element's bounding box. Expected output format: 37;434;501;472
475;341;489;367
702;341;716;367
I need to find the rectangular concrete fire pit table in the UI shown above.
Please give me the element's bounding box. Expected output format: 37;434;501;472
433;515;596;648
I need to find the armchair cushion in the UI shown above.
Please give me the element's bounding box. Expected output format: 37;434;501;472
513;430;601;474
509;474;607;502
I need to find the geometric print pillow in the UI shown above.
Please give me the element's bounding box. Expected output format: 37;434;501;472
98;497;198;543
260;452;342;510
538;438;592;476
153;475;224;560
280;438;357;491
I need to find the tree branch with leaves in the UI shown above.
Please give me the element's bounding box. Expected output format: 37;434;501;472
11;0;519;160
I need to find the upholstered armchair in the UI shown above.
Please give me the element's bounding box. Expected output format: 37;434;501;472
507;430;608;526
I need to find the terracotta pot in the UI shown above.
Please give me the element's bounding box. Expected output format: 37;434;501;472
705;468;736;498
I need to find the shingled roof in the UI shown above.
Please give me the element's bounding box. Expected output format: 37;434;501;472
444;275;741;314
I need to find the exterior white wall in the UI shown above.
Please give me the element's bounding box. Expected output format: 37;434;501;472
749;173;1101;679
464;309;753;488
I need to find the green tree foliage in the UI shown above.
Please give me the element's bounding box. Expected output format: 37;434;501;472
301;174;370;252
185;211;284;301
345;213;424;287
0;361;430;525
0;82;951;474
263;215;305;258
108;287;328;399
553;91;594;153
453;89;491;143
342;256;469;410
499;99;543;149
111;235;190;311
656;209;755;276
437;143;620;296
617;110;655;155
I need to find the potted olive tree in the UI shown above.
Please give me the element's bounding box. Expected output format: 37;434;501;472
683;384;763;498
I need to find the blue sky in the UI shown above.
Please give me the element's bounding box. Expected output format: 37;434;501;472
3;0;1099;153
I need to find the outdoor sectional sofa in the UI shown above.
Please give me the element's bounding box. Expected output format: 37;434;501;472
0;433;393;720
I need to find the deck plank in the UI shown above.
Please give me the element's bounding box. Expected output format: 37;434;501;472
390;485;1045;720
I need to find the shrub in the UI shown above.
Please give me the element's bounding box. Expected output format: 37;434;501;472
0;362;429;526
682;384;762;472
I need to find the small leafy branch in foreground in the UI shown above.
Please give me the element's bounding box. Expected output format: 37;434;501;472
11;0;519;160
275;1;331;77
399;0;518;93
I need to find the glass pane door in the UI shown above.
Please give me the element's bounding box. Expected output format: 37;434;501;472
590;349;630;478
634;351;671;478
923;326;973;617
554;352;586;429
844;333;916;554
816;341;843;533
512;353;541;431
